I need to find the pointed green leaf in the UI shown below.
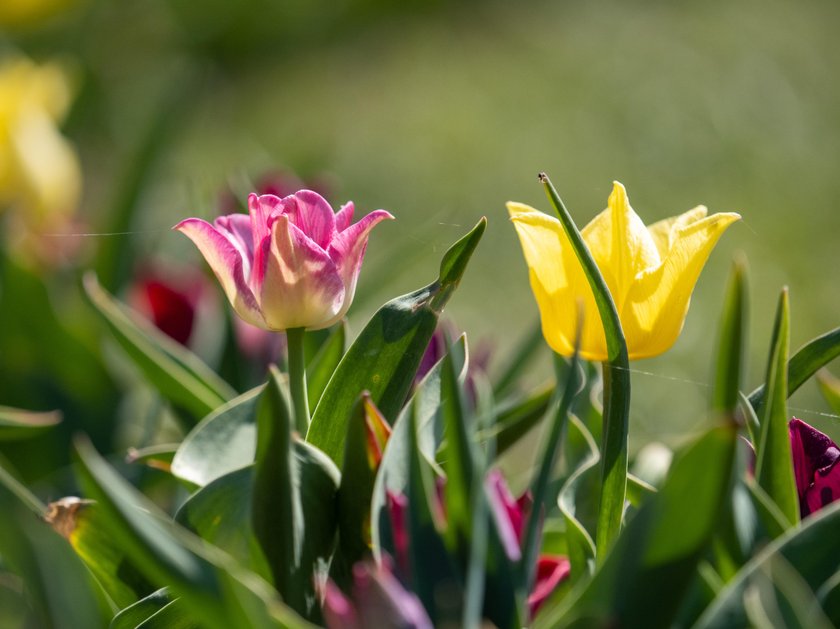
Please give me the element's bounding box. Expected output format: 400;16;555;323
480;385;553;457
754;288;799;528
536;422;737;629
252;368;340;622
749;325;840;413
171;387;262;487
110;589;194;629
0;406;61;441
713;258;748;417
73;436;311;629
695;499;840;628
83;273;235;422
0;465;110;628
540;174;630;560
307;218;486;467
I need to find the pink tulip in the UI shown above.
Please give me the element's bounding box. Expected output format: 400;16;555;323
789;417;840;517
175;190;392;331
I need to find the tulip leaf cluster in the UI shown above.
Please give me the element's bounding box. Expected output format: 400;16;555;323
3;180;840;629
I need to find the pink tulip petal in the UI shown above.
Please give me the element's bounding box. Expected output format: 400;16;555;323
527;555;570;618
215;213;254;277
322;580;361;629
353;561;433;629
485;470;523;561
386;491;410;579
790;418;840;516
258;214;344;330
283;190;337;251
328;209;394;319
806;462;840;514
173;218;265;327
335;201;355;232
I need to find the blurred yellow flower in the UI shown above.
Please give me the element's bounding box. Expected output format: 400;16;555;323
508;182;740;361
0;57;81;225
0;0;79;28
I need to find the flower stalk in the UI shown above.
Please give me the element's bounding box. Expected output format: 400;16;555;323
286;327;310;434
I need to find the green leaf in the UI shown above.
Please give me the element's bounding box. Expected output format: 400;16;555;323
816;369;840;415
306;322;346;410
252;368;340;622
83;273;235;422
492;319;544;397
713;257;748;417
479;385;553;457
306;218;486;467
73;436;311;629
521;346;581;604
754;288;799;528
536;422;737;629
749;325;840;414
0;406;61;441
694;499;840;628
0;465;110;628
175;467;271;581
540;174;630;560
558;414;599;587
171;387;262;487
370;336;468;559
44;497;149;609
110;588;194;629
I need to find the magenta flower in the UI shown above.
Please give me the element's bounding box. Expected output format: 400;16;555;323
175;190;392;331
322;559;433;629
789;417;840;517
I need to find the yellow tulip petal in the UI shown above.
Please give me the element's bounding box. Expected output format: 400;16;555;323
581;182;661;310
623;211;741;359
508;202;608;360
646;206;709;259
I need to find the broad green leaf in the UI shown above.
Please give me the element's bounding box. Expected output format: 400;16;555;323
73;436;312;629
745;478;791;539
0;465;110;628
175;467;271;581
306;322;346;410
754;289;799;528
536;422;737;629
306;218;486;467
0;406;61;441
540;174;630;560
45;497;149;609
749;325;840;413
252;368;340;622
816;369;840;415
83;273;235;422
713;258;747;417
171;387;262;486
694;499;840;628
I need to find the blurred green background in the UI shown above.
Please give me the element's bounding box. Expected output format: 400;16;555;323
2;0;840;485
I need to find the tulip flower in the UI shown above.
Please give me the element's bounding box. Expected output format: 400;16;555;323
0;57;81;225
508;182;740;361
789;417;840;517
322;559;433;629
175;190;393;331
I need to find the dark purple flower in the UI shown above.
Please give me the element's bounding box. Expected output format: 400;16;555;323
789;417;840;517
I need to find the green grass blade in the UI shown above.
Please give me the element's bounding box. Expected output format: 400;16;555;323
307;218;486;467
0;406;61;441
754;288;799;528
83;273;235;422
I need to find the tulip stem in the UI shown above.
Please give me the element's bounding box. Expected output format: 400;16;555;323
285;327;310;434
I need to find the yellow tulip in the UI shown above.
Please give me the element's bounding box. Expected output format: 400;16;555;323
508;182;740;361
0;57;81;225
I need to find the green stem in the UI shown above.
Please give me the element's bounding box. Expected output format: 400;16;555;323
540;173;630;563
286;327;310;434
